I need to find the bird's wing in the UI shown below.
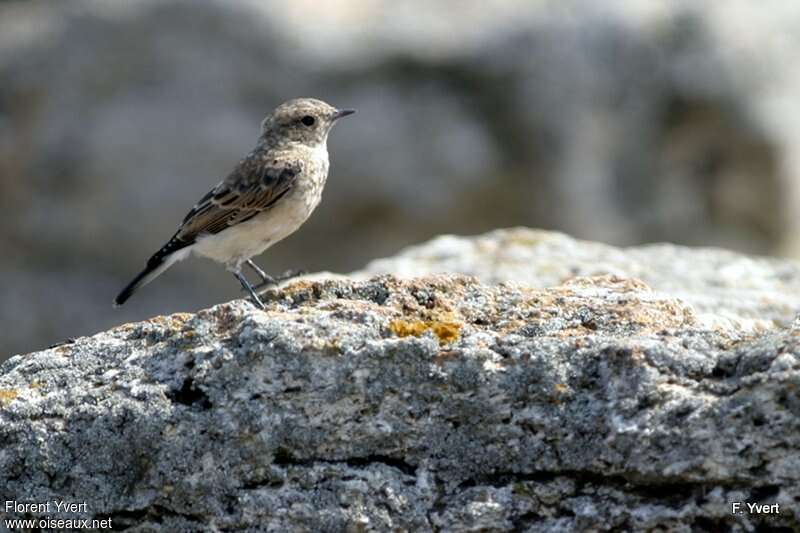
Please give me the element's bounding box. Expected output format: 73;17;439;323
115;154;303;307
154;155;303;258
179;155;303;238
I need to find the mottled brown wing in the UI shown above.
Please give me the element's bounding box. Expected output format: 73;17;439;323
175;156;303;243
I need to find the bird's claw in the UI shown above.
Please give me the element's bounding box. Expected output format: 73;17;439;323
241;269;308;293
248;297;266;310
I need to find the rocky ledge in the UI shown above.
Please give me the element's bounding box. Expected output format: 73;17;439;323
1;229;799;531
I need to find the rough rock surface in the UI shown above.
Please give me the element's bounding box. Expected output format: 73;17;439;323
361;228;800;329
2;251;800;530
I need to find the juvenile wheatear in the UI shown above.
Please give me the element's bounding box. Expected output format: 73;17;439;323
114;98;355;309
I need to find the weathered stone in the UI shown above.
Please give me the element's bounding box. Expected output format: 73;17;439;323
360;228;800;329
1;266;798;531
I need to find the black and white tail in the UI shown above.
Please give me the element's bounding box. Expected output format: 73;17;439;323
113;234;192;307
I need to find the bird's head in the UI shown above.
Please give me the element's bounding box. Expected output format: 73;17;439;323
261;98;355;148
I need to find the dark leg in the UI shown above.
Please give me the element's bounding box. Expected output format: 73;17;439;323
245;260;306;291
233;270;265;310
246;259;275;285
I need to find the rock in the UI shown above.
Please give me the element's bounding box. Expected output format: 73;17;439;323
2;264;799;530
360;228;800;330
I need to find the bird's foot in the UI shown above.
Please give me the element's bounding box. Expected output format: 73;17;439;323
248;295;266;310
248;269;308;292
234;271;266;310
248;275;277;292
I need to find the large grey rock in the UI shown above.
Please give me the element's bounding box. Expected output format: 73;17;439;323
2;233;799;530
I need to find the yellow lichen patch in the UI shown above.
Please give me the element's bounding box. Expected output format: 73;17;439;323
389;318;461;345
0;389;19;406
389;319;430;338
430;322;461;344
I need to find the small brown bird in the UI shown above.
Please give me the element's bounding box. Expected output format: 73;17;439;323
114;98;355;309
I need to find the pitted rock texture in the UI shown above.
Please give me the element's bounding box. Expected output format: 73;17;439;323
359;228;800;329
1;274;799;531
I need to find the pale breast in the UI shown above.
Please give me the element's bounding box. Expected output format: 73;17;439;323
191;146;329;269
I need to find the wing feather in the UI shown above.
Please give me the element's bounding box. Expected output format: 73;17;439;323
176;155;303;244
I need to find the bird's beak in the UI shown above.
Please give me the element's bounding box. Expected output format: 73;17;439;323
332;108;356;120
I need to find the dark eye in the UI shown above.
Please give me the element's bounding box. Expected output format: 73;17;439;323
301;115;315;126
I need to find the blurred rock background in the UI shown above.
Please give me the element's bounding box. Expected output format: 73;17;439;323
2;0;800;358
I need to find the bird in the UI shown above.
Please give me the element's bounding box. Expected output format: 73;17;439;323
114;97;355;310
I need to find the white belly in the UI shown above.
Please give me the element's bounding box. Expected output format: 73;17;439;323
191;180;324;270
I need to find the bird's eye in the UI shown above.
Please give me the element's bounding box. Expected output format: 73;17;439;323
301;115;315;126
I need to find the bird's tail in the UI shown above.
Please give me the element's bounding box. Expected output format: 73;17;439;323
113;236;192;307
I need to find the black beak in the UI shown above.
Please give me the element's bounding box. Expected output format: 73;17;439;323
333;108;356;120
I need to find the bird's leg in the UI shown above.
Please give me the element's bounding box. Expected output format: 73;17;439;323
246;260;276;286
254;268;307;289
233;270;265;310
246;261;306;291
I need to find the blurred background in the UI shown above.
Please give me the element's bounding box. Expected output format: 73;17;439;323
2;0;800;358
